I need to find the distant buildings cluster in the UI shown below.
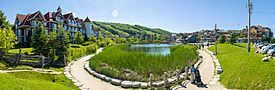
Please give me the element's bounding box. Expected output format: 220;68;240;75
173;25;273;43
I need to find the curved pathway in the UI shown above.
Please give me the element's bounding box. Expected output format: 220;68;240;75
172;47;226;90
70;48;124;90
0;68;62;74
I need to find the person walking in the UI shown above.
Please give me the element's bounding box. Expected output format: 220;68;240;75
190;64;196;84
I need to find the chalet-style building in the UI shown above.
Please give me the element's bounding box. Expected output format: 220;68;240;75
13;6;94;45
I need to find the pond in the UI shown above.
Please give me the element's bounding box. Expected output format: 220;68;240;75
126;44;175;56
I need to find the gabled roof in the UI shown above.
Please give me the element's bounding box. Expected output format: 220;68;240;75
75;17;84;24
63;13;73;20
16;14;27;22
20;11;46;26
44;12;52;21
57;6;62;11
84;17;91;22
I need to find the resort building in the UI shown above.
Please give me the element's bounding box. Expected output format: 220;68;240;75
13;6;94;45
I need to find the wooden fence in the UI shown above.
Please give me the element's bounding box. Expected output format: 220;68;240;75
0;49;54;67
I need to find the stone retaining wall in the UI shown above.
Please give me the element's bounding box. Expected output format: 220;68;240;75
64;61;88;90
84;56;203;89
205;48;223;85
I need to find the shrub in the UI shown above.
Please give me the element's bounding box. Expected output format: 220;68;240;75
67;43;98;62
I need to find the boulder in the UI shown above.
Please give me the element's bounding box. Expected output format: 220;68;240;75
132;81;141;88
121;81;133;88
140;82;148;89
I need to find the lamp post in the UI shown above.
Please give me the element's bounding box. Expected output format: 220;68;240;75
215;24;218;55
248;0;252;52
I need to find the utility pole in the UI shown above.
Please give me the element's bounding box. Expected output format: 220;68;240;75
215;24;218;55
248;0;252;52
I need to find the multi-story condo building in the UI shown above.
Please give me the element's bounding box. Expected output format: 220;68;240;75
13;6;94;45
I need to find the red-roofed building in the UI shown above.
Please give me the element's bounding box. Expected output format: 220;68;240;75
13;7;94;45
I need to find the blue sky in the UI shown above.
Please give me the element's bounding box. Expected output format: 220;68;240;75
1;0;275;33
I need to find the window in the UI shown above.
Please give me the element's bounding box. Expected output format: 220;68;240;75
44;22;47;26
18;29;21;36
64;25;67;30
33;21;37;26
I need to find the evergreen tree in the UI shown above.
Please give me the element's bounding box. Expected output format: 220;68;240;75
47;32;57;57
55;27;69;65
0;11;8;28
31;22;49;55
74;31;84;45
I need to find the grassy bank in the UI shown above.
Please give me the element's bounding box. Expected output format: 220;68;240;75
90;44;198;81
0;72;78;90
209;43;275;89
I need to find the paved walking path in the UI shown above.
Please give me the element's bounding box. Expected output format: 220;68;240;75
172;47;226;90
70;48;124;90
0;68;62;74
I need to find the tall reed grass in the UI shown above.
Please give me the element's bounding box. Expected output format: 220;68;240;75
90;44;198;81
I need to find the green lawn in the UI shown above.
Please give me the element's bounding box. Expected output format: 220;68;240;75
8;48;34;54
0;72;78;90
209;43;275;89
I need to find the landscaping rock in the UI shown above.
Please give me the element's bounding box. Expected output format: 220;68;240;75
132;81;141;88
154;81;164;87
74;82;83;87
168;78;176;83
93;72;100;78
110;78;122;86
121;81;133;88
140;82;148;89
98;74;106;80
262;57;269;62
104;76;111;82
72;79;78;83
216;66;223;74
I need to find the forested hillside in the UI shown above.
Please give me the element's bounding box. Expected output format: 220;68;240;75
92;21;173;37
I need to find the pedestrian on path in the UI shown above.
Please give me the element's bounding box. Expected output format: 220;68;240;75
190;64;196;84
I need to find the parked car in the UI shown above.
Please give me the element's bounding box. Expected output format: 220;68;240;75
261;44;275;54
267;48;275;56
258;43;269;49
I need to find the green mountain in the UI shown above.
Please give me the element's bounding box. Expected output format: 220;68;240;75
92;21;173;37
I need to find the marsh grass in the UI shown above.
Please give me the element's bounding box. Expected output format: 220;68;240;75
209;43;275;89
90;44;198;81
